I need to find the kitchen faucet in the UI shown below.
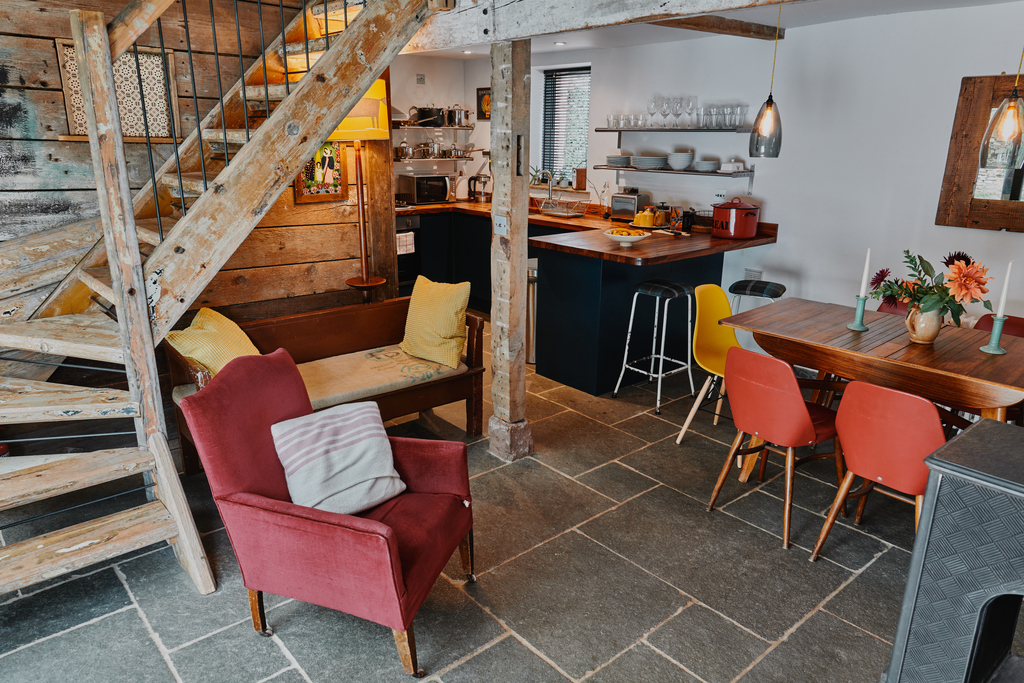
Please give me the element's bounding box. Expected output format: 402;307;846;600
535;169;555;200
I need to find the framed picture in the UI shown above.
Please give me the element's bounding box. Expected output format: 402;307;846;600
476;87;491;121
294;141;349;203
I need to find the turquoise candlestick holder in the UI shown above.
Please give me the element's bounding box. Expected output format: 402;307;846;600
847;296;869;331
980;315;1008;355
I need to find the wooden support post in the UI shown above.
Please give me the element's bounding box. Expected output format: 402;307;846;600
365;138;399;303
70;10;165;445
487;40;533;462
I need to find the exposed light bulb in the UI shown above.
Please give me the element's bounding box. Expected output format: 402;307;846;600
998;101;1022;141
758;105;774;136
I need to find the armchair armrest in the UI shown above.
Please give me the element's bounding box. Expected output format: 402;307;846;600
465;312;485;369
215;491;408;629
389;437;470;498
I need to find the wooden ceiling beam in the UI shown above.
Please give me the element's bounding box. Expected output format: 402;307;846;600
651;15;784;40
405;0;802;53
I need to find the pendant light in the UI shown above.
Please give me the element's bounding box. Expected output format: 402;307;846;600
750;5;783;158
978;45;1024;170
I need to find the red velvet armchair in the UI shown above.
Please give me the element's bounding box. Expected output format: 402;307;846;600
179;349;475;677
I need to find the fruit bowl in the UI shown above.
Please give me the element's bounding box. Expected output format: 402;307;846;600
604;226;650;248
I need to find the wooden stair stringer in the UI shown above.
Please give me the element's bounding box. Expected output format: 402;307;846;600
0;378;138;424
143;0;435;343
0;313;124;364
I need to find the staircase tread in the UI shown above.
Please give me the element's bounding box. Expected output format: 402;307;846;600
0;378;137;424
160;172;219;198
0;314;124;364
243;83;291;101
0;501;175;594
202;128;250;145
0;447;153;512
134;218;175;246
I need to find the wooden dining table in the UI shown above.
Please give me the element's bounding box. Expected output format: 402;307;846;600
721;298;1024;421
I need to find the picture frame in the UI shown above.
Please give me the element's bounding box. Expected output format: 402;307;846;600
476;87;491;121
294;141;350;204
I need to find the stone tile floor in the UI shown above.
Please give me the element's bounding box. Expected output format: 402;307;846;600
1;352;941;682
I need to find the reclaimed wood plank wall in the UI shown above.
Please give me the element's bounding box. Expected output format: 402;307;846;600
0;0;395;327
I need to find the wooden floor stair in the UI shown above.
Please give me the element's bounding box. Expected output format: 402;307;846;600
0;313;124;364
0;379;138;423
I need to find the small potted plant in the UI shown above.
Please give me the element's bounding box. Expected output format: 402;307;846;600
870;250;993;344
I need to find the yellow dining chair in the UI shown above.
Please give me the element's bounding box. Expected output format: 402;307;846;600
675;284;742;444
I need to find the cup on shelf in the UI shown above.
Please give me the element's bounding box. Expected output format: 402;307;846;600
607;114;615;129
617;114;629;128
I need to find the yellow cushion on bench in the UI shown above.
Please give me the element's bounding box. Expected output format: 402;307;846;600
400;276;470;369
165;308;260;375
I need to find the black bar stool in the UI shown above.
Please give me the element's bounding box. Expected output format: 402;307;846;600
728;279;786;313
613;279;695;414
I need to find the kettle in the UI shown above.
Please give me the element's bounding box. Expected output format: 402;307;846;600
468;175;490;202
454;175;470;201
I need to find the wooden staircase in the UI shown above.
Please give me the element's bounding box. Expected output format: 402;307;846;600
0;0;450;595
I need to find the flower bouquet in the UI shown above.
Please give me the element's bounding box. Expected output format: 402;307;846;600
870;250;993;342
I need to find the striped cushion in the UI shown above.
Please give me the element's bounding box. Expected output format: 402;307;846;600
400;276;471;369
635;279;693;299
165;308;260;375
270;402;406;515
728;280;786;299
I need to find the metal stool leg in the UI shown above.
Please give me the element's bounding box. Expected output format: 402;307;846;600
649;296;660;382
655;297;670;414
612;292;640;398
685;292;695;395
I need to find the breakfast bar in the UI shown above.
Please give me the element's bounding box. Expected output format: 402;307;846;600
529;223;778;395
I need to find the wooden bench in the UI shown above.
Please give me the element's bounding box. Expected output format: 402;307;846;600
167;297;485;475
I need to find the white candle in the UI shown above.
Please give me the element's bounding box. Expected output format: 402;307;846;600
858;248;871;298
996;261;1013;317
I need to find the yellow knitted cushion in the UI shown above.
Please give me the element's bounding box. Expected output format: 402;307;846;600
165;308;260;375
400;276;470;369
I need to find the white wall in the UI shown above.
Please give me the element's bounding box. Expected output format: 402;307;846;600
396;1;1024;317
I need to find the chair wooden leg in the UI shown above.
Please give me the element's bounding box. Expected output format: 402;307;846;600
832;435;847;518
855;482;874;525
783;447;796;549
713;379;726;425
738;436;764;483
810;370;828;405
757;440;769;482
393;626;425;677
914;495;923;531
676;375;712;444
709;431;746;512
248;589;272;637
459;530;476;582
466;376;483;437
810;470;857;561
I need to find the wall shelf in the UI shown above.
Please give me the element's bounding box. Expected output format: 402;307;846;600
595;126;750;147
592;165;756;195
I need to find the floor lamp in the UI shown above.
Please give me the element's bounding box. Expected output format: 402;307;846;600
328;79;389;302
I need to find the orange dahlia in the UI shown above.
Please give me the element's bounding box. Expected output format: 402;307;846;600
946;260;991;304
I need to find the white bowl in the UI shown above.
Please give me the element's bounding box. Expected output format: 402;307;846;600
605;227;650;248
668;158;692;170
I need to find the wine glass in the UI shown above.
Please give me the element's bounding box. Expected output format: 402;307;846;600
670;98;684;129
646;97;658;128
683;96;697;128
659;97;672;128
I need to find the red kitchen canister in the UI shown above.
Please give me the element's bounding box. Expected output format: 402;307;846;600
711;197;760;239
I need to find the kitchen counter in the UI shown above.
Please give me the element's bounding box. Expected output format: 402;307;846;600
396;201;623;232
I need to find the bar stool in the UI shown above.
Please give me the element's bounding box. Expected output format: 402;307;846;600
612;279;695;414
728;279;786;313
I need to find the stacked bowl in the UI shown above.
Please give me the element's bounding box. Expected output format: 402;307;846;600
693;160;719;172
667;152;694;170
606;155;631;167
631;155;669;170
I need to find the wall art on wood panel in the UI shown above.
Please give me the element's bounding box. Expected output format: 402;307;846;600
477;87;491;121
55;40;180;140
294;141;350;203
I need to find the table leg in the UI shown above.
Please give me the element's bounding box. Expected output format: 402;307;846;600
981;407;1008;422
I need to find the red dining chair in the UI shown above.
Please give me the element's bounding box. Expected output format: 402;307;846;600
975;313;1024;337
810;381;946;561
877;299;909;315
179;349;475;677
707;347;846;548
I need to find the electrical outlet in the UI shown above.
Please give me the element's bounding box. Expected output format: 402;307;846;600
416;74;425;85
744;268;763;281
714;190;727;203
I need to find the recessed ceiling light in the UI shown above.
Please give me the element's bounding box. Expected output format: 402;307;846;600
554;41;566;46
463;50;472;54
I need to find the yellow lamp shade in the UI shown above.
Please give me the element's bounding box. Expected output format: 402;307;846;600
327;79;390;141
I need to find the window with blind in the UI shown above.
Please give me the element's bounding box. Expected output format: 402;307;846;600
542;67;591;179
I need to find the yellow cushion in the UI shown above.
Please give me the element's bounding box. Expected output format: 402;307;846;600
165;308;260;375
400;276;470;369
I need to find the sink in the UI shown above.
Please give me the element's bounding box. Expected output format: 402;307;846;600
537;198;586;218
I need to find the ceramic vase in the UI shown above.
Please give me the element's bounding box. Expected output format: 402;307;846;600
905;306;942;344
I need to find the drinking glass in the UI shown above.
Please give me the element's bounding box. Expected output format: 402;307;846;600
647;97;658;127
670;98;684;129
711;107;724;129
722;106;734;129
683;96;698;128
659;98;672;128
697;106;709;129
635;113;646;128
737;104;749;128
617;114;628;129
606;114;615;129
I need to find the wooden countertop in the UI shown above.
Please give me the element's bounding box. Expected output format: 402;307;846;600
396;202;616;232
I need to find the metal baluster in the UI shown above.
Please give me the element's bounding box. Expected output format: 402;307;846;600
132;43;163;241
343;0;348;29
323;0;330;50
257;0;272;116
157;19;187;216
301;0;310;72
279;0;289;96
208;0;230;168
181;0;209;192
233;0;249;142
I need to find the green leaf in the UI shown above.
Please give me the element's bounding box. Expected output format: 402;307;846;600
919;256;935;279
948;307;962;326
984;300;994;311
919;294;942;312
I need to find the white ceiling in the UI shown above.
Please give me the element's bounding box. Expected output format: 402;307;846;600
427;0;1022;58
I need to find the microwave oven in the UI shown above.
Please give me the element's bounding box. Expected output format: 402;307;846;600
397;174;456;205
609;192;652;222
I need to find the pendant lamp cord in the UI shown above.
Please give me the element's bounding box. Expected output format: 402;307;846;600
1015;43;1024;90
769;5;782;95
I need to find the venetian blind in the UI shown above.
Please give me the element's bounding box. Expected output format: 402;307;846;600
542;67;592;178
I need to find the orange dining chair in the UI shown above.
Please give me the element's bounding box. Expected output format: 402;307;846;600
675;284;742;444
707;347;846;548
810;381;946;561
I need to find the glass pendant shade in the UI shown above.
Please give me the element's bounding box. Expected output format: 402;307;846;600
978;89;1024;169
749;94;782;158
